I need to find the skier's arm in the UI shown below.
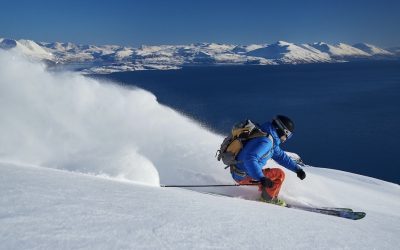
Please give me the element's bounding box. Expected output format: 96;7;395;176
240;138;272;180
272;146;300;173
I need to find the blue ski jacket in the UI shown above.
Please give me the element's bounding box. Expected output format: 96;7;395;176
232;122;300;182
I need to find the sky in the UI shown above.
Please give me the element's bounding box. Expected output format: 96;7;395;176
1;0;399;48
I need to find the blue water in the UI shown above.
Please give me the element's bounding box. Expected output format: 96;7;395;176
96;61;400;184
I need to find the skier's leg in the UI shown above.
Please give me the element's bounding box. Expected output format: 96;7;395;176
262;168;285;198
236;169;285;196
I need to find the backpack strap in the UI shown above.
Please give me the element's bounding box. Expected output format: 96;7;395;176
260;134;274;159
247;130;269;139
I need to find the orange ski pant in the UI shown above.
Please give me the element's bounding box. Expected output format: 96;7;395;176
238;168;285;198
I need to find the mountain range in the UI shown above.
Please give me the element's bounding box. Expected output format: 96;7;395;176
0;37;398;74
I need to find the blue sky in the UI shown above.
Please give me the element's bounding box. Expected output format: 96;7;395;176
1;0;399;47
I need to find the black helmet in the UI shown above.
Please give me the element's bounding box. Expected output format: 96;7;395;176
272;115;294;139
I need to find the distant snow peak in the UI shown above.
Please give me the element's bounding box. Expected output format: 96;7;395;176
353;43;393;56
387;46;400;56
0;37;397;74
247;41;331;64
276;40;292;46
309;42;371;58
0;38;53;61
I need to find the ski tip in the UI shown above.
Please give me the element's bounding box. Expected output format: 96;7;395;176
351;212;366;220
286;204;367;220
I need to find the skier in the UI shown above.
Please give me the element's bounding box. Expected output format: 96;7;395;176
230;115;306;206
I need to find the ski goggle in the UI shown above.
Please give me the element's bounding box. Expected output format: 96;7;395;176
274;118;293;140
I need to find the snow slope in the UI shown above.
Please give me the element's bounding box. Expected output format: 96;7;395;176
1;161;399;250
1;50;399;249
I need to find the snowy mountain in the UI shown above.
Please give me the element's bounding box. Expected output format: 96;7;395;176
0;38;54;61
309;42;372;59
386;46;400;56
0;50;399;249
353;43;394;56
0;37;398;73
247;40;331;64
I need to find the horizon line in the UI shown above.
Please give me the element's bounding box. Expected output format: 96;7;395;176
1;36;399;49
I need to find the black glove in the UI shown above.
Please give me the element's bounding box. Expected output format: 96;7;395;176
260;177;274;188
296;168;306;180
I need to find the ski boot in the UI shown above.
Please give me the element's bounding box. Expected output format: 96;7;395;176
259;190;287;207
259;197;287;207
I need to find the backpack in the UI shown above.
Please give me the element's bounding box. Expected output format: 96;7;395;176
216;119;270;167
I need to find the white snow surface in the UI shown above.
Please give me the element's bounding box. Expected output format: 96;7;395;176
0;50;399;249
1;161;399;250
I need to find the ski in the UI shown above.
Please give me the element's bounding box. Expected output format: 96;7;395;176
286;204;366;220
321;207;353;212
173;189;366;220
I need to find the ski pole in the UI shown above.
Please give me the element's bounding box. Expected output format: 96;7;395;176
161;183;259;188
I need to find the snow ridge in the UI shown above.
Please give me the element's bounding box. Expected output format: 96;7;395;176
0;37;398;73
